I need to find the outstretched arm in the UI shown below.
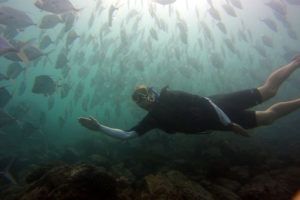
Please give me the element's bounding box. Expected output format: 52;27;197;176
78;116;138;140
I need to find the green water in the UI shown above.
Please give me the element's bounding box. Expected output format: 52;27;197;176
0;0;300;185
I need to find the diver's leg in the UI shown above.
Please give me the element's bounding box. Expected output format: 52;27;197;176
255;98;300;126
257;55;300;102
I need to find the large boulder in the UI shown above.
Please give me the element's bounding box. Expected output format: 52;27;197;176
143;170;215;200
19;164;117;200
238;167;300;200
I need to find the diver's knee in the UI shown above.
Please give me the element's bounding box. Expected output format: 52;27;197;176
256;110;276;126
257;86;277;101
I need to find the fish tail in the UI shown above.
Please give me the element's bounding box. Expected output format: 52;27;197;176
16;50;29;64
17;38;36;64
45;50;54;65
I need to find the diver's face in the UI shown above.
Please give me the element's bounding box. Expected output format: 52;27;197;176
135;97;152;110
133;90;154;110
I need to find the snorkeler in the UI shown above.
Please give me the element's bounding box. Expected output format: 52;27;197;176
78;55;300;139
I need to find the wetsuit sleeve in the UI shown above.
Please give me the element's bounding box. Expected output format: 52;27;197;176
128;114;158;136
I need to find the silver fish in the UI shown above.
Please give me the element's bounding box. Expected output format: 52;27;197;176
261;18;278;32
34;0;80;14
39;14;63;29
222;4;237;17
265;0;287;16
108;5;118;27
261;35;273;48
284;0;300;5
227;0;243;9
152;0;176;5
217;22;227;34
208;7;221;21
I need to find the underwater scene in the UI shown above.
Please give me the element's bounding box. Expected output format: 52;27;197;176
0;0;300;199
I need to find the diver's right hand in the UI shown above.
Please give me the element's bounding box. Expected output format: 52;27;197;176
78;116;102;131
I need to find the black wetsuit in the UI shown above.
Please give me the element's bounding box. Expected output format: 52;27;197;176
130;87;262;136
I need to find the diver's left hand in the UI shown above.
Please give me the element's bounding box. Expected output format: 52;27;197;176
230;123;250;137
78;116;102;131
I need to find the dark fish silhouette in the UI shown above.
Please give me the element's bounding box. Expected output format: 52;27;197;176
0;86;12;108
47;95;55;110
32;75;56;96
208;7;221;21
287;28;298;40
217;22;227;34
227;0;243;9
61;12;76;32
73;81;84;104
0;109;16;128
5;43;52;62
39;14;63;29
21;121;40;138
262;35;273;48
18;80;26;96
108;5;118;27
55;50;68;69
6;62;25;79
60;83;71;99
34;0;80;14
222;3;237;17
0;36;18;56
39;35;53;49
0;73;9;81
0;6;35;30
261;18;278;32
66;30;79;48
81;95;90;112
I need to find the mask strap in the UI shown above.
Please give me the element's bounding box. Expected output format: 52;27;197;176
148;87;159;102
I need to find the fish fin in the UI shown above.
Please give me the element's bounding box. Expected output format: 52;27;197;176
43;49;55;65
16;50;29;64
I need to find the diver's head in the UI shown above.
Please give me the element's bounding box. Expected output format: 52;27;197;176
132;85;158;110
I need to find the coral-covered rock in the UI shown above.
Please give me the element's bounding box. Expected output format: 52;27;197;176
111;163;136;183
203;183;241;200
227;166;250;183
89;154;110;168
144;170;215;200
19;164;117;200
215;178;241;192
238;167;300;200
